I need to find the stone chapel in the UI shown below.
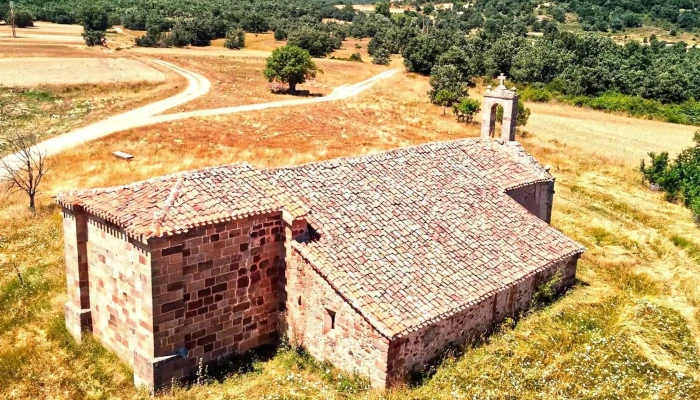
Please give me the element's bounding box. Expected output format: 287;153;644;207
56;81;585;390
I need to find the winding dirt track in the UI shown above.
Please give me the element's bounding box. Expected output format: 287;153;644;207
0;59;399;175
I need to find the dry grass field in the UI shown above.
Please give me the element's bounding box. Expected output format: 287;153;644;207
0;21;83;44
156;55;386;113
0;58;165;87
0;47;185;149
1;48;700;399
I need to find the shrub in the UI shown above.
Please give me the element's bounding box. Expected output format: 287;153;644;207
453;98;481;123
273;27;286;41
520;87;553;103
496;99;531;127
372;47;390;65
165;22;193;48
81;30;106;47
641;131;700;219
349;52;363;62
135;28;164;48
224;28;245;50
531;271;562;309
13;10;34;28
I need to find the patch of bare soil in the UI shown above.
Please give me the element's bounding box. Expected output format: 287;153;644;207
0;57;166;87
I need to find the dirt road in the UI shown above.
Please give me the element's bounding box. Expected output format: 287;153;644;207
0;61;399;176
0;59;209;174
147;68;399;123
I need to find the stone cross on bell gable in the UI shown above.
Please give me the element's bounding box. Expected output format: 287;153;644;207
481;72;519;142
497;73;507;88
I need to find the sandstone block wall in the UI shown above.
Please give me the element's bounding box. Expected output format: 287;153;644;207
148;212;287;376
285;250;391;388
87;216;154;364
507;181;555;223
62;208;92;340
386;254;579;383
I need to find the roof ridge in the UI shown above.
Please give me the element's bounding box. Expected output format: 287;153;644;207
264;138;490;173
149;174;186;237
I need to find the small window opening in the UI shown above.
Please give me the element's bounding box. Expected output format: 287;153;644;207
323;308;336;334
298;296;302;306
122;292;128;303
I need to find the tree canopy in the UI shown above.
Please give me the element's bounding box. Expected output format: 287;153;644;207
263;45;318;92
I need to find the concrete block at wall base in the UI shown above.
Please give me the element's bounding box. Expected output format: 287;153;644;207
64;302;92;342
133;350;190;394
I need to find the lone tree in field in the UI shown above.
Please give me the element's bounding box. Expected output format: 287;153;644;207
0;131;51;211
80;6;109;47
263;45;318;93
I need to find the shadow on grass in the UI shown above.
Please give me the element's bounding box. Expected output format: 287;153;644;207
272;89;324;98
203;343;279;383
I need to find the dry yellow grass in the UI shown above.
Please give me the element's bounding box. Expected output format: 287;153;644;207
2;65;700;399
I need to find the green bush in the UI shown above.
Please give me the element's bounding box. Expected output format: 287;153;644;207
14;10;35;28
224;28;245;50
519;87;553;103
371;47;390;65
81;30;106;46
453;97;481;123
641;131;700;219
348;52;363;62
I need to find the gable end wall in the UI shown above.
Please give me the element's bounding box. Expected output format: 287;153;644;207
506;180;555;223
85;215;155;365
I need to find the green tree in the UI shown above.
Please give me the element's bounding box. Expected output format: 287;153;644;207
287;26;340;57
453;98;481;123
274;27;287;41
375;2;391;18
263;45;318;93
80;6;109;31
224;28;246;50
428;64;467;104
402;34;441;75
372;47;391;65
434;89;459;116
80;6;109;47
437;46;473;80
14;9;34;28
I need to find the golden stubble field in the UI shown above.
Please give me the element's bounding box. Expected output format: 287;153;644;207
1;49;700;399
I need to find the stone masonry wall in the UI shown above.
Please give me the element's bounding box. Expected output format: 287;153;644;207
386;254;579;383
147;212;286;377
507;181;555;223
86;216;154;364
62;207;92;341
285;250;391;388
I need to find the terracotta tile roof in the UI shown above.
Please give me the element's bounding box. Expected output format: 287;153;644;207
57;138;584;339
55;163;308;239
265;138;584;338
